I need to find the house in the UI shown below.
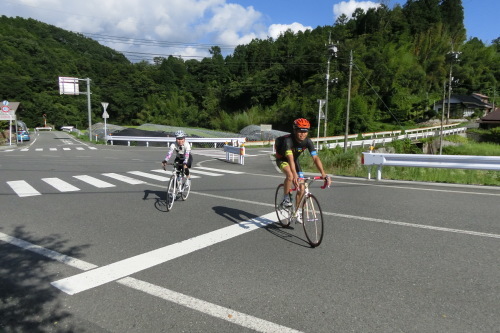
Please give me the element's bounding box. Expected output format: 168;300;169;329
478;107;500;129
434;93;493;118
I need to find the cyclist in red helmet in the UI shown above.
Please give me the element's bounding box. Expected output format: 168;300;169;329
274;118;331;220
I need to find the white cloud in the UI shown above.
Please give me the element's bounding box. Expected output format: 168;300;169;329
267;23;312;40
4;0;312;60
333;0;381;21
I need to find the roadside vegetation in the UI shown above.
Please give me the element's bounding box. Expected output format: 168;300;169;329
300;130;500;186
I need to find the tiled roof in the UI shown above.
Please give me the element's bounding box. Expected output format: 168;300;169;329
480;108;500;122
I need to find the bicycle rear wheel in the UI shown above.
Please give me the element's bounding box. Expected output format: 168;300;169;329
181;177;190;200
166;175;176;211
274;184;291;227
302;194;324;247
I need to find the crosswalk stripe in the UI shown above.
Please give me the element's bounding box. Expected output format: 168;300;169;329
63;148;71;151
150;169;201;179
194;167;243;174
42;178;80;192
188;169;223;176
76;147;84;150
73;175;116;188
102;173;145;185
127;171;170;181
89;147;97;150
20;148;29;151
50;148;57;151
36;148;43;151
7;180;41;197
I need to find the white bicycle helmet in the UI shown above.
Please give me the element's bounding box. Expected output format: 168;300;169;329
174;130;186;138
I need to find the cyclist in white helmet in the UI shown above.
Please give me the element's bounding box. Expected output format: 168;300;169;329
162;130;193;184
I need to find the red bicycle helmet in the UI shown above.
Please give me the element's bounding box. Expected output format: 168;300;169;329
293;118;310;131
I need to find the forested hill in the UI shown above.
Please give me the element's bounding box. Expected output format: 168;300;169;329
1;0;499;135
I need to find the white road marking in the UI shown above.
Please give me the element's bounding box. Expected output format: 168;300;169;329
188;169;223;176
150;169;201;179
0;232;97;271
102;173;145;185
35;148;43;151
51;212;277;295
42;178;80;192
128;171;170;181
20;148;29;151
89;147;97;150
118;277;303;333
194;166;244;174
63;147;71;151
186;190;500;239
7;180;41;197
76;147;84;150
50;148;57;151
73;175;115;188
0;228;302;333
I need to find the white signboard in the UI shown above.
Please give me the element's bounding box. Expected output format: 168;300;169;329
59;77;80;95
260;124;272;132
0;114;15;120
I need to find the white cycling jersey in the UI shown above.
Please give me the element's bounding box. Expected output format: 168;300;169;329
164;141;191;163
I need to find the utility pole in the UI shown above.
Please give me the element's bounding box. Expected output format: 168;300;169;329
446;50;460;124
344;50;353;152
440;81;446;155
85;78;92;141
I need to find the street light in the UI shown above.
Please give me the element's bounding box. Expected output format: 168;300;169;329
324;41;338;140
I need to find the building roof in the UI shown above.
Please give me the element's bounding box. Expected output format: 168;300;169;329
479;108;500;123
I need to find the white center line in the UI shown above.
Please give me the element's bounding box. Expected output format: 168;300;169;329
51;212;277;295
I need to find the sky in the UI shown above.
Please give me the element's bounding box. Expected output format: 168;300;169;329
3;0;499;62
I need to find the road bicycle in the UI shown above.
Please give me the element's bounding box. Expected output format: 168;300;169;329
163;162;191;211
274;177;329;247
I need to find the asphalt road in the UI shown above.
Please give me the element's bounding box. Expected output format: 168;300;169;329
1;131;499;332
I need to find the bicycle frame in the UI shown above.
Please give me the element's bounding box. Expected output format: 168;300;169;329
164;162;190;210
274;176;329;247
289;177;325;218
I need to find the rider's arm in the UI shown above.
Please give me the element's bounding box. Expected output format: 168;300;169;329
308;139;331;184
285;150;300;187
163;144;175;162
183;142;191;165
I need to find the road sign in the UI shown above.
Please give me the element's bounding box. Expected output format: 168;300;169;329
2;100;9;106
102;111;109;119
2;105;10;113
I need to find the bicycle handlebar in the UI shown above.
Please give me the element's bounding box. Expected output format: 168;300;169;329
290;176;331;191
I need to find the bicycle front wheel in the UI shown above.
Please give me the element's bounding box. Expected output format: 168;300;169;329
302;194;324;247
274;184;291;227
181;177;190;200
166;175;176;211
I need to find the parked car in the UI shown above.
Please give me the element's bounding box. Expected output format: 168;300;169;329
17;130;30;141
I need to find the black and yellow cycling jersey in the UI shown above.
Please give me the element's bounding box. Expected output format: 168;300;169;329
275;134;317;172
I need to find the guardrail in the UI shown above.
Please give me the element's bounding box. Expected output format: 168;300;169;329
324;127;467;150
223;145;245;165
35;127;53;131
105;135;245;148
247;126;466;150
362;152;500;180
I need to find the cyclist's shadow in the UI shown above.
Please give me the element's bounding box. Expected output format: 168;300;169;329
143;189;168;212
212;206;310;247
